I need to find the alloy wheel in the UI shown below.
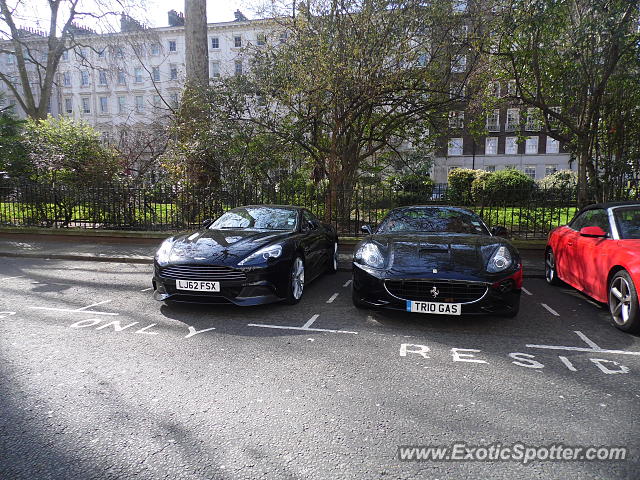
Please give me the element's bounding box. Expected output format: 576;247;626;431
333;243;339;271
291;257;305;300
610;276;633;326
545;250;556;283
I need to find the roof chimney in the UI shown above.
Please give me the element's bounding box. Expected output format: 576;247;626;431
168;9;185;27
234;10;248;22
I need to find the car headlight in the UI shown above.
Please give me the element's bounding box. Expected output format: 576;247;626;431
487;246;512;273
238;244;283;266
155;238;174;266
354;242;385;269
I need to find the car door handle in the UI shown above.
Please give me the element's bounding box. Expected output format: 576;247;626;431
568;242;574;246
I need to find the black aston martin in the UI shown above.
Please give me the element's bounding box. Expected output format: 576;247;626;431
153;205;338;305
352;206;521;316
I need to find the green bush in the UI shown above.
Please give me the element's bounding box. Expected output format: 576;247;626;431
536;170;577;199
389;173;435;206
472;169;535;205
447;168;482;205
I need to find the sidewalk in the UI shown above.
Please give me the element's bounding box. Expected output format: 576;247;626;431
0;232;546;277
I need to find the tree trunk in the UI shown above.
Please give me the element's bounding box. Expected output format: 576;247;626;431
576;142;590;208
184;0;209;89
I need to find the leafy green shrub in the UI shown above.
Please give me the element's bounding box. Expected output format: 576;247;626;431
536;170;577;200
447;168;482;205
472;169;535;205
389;173;435;206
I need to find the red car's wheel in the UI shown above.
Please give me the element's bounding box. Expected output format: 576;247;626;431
545;249;562;286
608;270;640;333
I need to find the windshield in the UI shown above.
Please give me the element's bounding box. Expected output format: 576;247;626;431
614;207;640;239
210;207;298;231
376;207;489;235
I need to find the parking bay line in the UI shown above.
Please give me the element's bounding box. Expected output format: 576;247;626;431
526;330;640;357
522;287;532;296
326;293;339;304
29;300;118;316
343;280;352;288
541;303;560;316
248;314;357;335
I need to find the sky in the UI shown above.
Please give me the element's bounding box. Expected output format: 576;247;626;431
6;0;266;35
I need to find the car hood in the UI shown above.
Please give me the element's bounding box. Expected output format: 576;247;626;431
168;228;292;265
368;233;514;276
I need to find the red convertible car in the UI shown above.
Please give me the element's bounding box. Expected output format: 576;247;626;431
545;202;640;332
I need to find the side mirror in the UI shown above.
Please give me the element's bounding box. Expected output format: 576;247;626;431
491;226;509;238
580;226;607;238
201;218;213;229
302;220;316;232
361;225;373;235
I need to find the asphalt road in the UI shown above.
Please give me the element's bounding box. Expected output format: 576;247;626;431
0;257;639;480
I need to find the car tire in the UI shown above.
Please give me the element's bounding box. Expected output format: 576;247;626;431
284;256;305;305
352;286;370;309
608;270;640;333
545;248;562;286
327;241;338;274
500;299;520;318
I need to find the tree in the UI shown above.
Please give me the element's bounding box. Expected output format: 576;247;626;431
488;0;640;206
234;0;479;216
184;0;208;89
0;0;126;119
0;95;27;178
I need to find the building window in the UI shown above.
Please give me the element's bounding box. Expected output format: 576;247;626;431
76;48;88;61
504;164;517;170
417;52;430;67
485;137;498;155
152;67;160;82
485;165;496;172
524;165;536;179
101;132;110;144
505;136;518;155
134;67;143;83
449;83;466;99
153;95;161;108
99;96;108;114
525;108;541;131
279;31;288;43
210;61;220;78
61;50;69;61
135;95;144;113
448;111;464;129
548;106;561;130
234;60;243;76
80;70;89;86
117;70;126;85
168;40;177;52
486;110;500;132
169;92;179;107
451;55;466;73
150;43;160;56
64;98;73;113
546;136;560;154
210;37;219;49
257;33;267;46
117;96;125;114
453;0;467;12
525;136;539;154
98;71;107;86
63;71;71;86
81;97;91;114
170;64;178;80
506;108;519;131
545;164;558;176
507;80;516;96
448;138;463;156
234;35;242;48
115;46;124;58
489;81;500;97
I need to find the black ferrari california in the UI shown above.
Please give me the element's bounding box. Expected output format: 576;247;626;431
153;205;338;305
352;206;521;316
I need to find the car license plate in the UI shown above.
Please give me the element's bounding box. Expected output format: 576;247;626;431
176;280;220;292
407;300;461;315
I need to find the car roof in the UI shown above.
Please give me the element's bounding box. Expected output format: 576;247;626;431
232;205;302;210
389;205;475;214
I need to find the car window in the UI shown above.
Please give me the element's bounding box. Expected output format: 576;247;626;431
571;209;610;234
210;207;298;231
614;207;640;239
377;207;489;235
302;210;319;230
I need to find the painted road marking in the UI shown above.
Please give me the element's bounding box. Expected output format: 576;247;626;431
1;275;24;281
326;293;339;304
522;287;532;296
541;303;560;316
0;311;16;319
140;287;153;292
249;314;357;334
30;299;118;316
343;280;352;288
526;331;640;357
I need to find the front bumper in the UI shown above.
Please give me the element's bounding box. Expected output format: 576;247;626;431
152;260;290;306
352;264;521;315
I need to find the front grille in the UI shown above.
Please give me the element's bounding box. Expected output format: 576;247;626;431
159;264;247;282
384;280;487;303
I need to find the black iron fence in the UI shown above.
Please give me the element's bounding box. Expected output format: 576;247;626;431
0;181;583;238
